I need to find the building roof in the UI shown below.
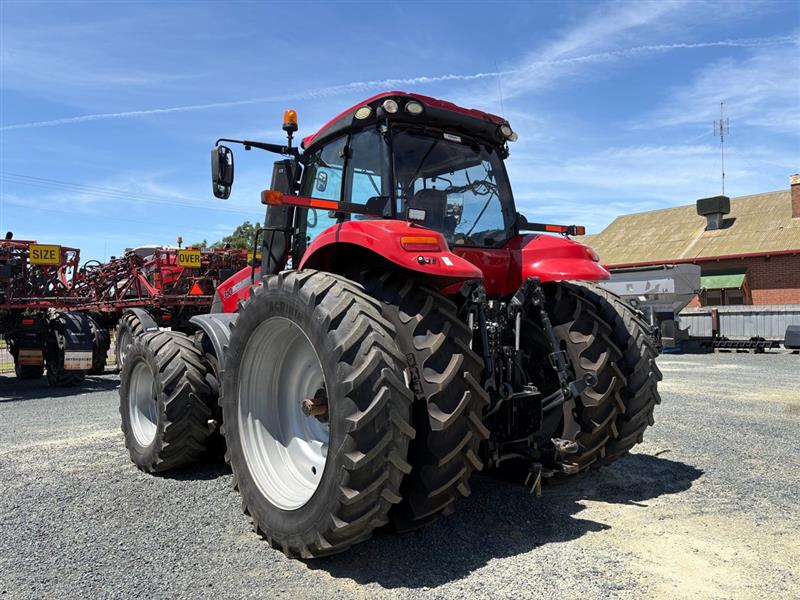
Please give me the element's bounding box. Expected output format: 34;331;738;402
579;189;800;267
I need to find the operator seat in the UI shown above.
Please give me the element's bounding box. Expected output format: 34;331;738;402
408;188;447;233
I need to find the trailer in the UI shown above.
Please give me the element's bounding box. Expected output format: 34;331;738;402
1;238;248;385
0;239;97;385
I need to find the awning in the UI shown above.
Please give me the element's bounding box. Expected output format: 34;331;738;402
701;272;746;290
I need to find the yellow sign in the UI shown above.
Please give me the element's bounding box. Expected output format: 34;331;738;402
29;244;61;266
177;248;202;268
247;250;263;263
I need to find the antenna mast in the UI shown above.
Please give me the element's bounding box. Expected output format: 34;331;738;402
713;101;730;195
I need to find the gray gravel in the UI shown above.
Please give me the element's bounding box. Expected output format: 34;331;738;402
1;352;798;599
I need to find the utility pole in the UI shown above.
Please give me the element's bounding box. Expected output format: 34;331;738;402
713;101;730;196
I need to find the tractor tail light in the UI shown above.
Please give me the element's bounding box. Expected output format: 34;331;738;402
400;235;441;252
21;318;34;326
583;246;600;262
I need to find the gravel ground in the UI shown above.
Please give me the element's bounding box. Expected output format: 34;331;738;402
1;352;798;599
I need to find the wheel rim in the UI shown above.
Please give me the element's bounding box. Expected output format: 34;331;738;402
129;359;158;446
118;328;132;367
238;316;329;510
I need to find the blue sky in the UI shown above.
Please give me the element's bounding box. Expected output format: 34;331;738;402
1;0;798;262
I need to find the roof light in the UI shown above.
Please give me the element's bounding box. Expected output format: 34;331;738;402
354;106;372;120
500;123;518;141
382;99;399;114
405;101;424;115
283;109;298;133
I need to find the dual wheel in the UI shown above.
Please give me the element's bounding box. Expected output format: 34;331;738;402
119;270;660;558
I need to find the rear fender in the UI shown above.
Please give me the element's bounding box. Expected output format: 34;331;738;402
514;234;610;284
298;220;482;287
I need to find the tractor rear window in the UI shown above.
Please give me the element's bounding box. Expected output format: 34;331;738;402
393;130;514;248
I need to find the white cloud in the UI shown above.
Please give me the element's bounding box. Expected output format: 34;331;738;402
642;39;800;133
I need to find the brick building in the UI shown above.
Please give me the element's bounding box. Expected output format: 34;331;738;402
580;175;800;307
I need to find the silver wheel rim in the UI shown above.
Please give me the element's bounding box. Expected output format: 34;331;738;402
238;316;329;510
118;329;132;367
129;360;158;446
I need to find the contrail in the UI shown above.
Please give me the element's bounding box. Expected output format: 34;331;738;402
1;35;794;132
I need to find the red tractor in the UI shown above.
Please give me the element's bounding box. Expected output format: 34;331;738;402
118;92;661;558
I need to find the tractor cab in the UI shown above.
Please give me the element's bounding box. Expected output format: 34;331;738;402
211;92;606;300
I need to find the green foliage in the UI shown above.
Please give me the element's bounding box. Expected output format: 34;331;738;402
212;221;262;250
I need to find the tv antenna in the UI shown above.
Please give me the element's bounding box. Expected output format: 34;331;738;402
713;101;730;195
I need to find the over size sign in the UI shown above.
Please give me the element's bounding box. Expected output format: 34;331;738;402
29;244;61;266
177;249;202;268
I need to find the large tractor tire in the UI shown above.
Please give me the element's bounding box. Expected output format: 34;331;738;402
119;331;214;473
115;311;147;369
523;282;661;474
88;316;110;375
221;270;414;558
362;272;488;531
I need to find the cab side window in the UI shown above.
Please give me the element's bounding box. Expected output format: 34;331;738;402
345;128;389;205
301;136;346;238
301;136;346;200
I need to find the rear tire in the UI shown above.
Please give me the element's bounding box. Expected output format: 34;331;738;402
119;331;214;472
222;270;415;558
45;322;85;388
523;282;661;473
361;272;488;531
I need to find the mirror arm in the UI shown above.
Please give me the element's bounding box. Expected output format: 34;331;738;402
216;138;300;158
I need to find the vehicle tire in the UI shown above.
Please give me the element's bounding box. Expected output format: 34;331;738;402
45;322;85;388
88;316;110;375
522;282;661;473
15;362;44;380
115;311;147;369
119;331;215;472
221;270;414;558
361;272;488;531
579;284;663;465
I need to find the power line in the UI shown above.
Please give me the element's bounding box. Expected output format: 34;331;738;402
0;172;257;215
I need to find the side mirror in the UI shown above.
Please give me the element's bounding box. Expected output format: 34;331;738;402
211;145;234;199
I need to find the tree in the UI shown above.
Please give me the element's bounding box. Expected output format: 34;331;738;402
212;221;262;250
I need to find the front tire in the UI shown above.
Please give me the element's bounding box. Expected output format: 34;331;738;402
115;311;147;370
119;331;214;472
222;270;415;558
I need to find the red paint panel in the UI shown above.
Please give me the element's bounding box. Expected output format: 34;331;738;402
299;220;482;282
454;234;609;297
215;266;256;313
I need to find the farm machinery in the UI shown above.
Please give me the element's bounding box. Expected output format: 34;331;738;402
118;92;662;557
0;238;246;386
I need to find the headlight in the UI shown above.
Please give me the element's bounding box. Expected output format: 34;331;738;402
354;106;372;120
405;101;424;115
382;99;399;114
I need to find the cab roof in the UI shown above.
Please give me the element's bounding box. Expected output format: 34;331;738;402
301;91;508;151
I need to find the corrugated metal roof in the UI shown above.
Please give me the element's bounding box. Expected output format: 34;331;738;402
578;189;800;266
